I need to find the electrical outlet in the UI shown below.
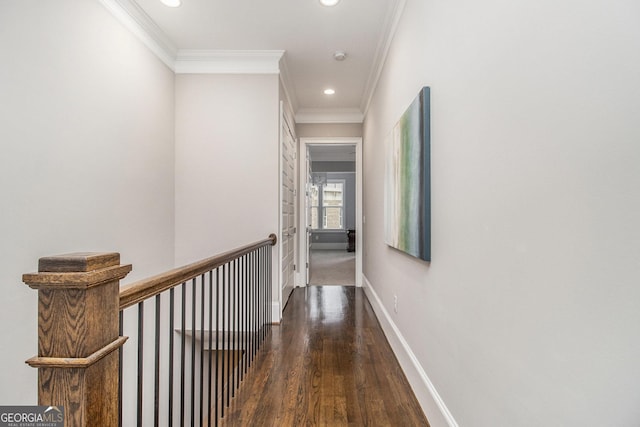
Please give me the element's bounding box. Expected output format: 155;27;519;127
394;295;398;314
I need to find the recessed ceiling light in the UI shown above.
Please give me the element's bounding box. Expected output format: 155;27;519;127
324;88;336;95
160;0;181;7
320;0;340;6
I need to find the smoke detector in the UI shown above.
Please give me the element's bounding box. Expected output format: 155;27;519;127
333;51;347;61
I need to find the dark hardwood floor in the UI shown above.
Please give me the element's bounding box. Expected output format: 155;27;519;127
220;286;429;426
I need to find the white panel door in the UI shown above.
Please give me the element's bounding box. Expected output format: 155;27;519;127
305;147;312;285
281;113;296;304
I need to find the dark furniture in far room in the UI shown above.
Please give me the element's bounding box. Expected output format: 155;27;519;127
347;229;356;252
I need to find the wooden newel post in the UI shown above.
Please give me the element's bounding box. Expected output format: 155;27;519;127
23;253;132;426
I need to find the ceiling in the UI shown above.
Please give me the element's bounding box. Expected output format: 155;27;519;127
123;0;401;121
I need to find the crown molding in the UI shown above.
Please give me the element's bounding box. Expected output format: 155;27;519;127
97;0;177;70
295;108;364;124
360;0;407;115
174;50;285;74
278;55;299;113
98;1;287;76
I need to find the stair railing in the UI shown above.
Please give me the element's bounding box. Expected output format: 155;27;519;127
23;234;277;426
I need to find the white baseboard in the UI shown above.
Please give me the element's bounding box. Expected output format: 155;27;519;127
362;275;458;427
295;271;306;287
271;301;281;324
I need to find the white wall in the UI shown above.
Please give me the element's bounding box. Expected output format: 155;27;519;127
0;0;175;405
296;123;362;138
174;73;280;309
363;0;640;425
174;73;280;262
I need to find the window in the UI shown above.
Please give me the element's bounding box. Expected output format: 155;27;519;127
311;179;345;230
322;181;344;229
310;184;320;229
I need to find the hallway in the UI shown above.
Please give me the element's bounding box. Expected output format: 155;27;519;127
220;286;429;426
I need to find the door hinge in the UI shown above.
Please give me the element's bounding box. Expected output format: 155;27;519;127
293;264;296;271
306;262;309;268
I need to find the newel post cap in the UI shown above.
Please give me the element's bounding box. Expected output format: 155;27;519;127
22;252;132;289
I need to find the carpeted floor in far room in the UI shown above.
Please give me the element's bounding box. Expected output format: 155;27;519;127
309;249;356;286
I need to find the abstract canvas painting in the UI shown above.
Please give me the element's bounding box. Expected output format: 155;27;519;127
384;87;431;261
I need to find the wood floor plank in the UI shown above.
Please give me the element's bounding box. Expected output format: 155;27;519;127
220;286;429;426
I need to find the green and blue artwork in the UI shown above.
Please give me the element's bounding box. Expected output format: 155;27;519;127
384;87;431;261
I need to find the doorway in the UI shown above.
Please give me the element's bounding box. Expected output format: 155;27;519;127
297;137;363;288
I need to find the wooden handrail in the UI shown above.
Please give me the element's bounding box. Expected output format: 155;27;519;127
119;233;277;310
